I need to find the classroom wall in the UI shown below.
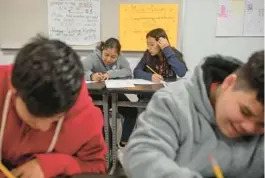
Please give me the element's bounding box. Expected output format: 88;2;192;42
182;0;264;70
0;0;264;70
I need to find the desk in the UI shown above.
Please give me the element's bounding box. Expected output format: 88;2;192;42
108;84;164;174
87;79;175;174
86;82;111;170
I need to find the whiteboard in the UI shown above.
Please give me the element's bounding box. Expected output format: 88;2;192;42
48;0;100;45
216;0;264;36
0;0;183;50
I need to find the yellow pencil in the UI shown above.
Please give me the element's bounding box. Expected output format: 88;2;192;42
146;65;168;86
146;65;158;75
209;156;224;178
0;162;16;178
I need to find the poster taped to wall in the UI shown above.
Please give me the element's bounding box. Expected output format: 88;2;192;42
216;0;264;36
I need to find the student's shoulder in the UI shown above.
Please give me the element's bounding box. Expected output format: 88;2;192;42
0;65;12;113
116;53;128;63
117;53;127;60
153;80;191;112
149;81;194;133
0;64;11;70
85;51;99;61
162;80;189;98
0;64;12;80
67;79;101;114
64;80;103;133
166;46;182;56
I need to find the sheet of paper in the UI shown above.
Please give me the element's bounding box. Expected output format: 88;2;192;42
85;81;97;84
105;80;135;88
48;0;100;45
129;79;156;85
119;4;179;51
124;94;139;102
243;0;264;36
216;0;245;36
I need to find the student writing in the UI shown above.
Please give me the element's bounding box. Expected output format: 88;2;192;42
82;38;137;147
124;51;264;178
0;36;106;178
133;28;187;82
83;38;132;81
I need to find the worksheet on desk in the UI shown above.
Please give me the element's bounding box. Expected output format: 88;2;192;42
130;79;156;85
105;80;135;88
105;79;158;88
85;81;98;84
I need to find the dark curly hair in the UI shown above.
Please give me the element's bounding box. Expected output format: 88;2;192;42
11;35;84;117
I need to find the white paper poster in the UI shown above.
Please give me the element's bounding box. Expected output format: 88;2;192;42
243;0;264;36
216;0;264;36
216;0;245;36
48;0;100;45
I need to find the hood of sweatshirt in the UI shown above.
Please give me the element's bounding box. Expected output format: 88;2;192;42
0;64;106;177
124;55;263;178
189;55;243;125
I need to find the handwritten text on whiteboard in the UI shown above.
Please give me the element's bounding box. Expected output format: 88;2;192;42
48;0;100;45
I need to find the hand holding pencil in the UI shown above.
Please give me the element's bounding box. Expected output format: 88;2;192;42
0;162;16;178
152;74;163;82
0;159;44;178
146;65;163;82
146;65;168;87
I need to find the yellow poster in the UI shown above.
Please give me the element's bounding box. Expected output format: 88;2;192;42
119;4;179;51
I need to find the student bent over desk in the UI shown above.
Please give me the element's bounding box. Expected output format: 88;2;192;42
82;38;137;147
124;51;264;178
133;28;188;100
0;35;106;178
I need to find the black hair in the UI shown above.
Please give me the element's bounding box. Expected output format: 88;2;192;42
11;35;84;117
97;38;121;55
234;50;264;104
146;28;169;41
202;55;243;96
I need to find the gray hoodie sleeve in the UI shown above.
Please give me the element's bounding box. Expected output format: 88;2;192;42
81;54;95;81
123;89;202;178
107;55;132;79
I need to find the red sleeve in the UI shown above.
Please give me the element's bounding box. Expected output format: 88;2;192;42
35;106;107;178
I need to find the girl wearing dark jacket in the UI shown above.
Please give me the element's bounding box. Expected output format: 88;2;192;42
134;28;187;82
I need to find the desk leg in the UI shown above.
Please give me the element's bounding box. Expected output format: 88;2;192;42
109;93;118;175
102;92;110;170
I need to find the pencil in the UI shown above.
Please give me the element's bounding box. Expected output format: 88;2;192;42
209;156;224;178
146;65;168;86
0;162;16;178
146;65;158;75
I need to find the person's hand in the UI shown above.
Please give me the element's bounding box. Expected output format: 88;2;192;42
91;72;103;81
157;37;170;49
11;159;44;178
100;73;110;80
152;74;163;82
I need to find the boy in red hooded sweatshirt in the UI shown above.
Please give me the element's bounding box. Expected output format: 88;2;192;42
0;35;106;178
